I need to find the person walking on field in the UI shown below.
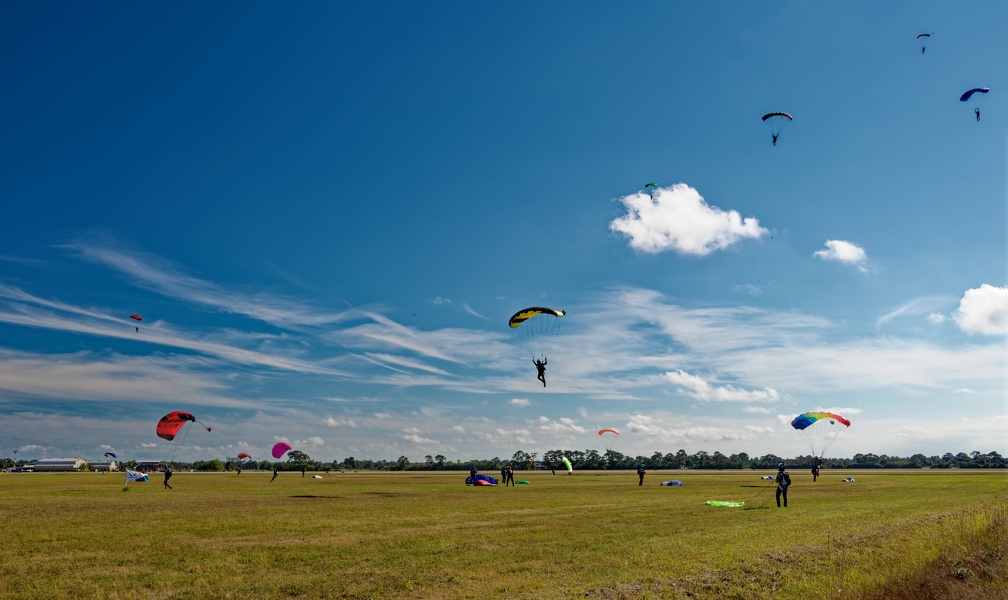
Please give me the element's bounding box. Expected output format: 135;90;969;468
271;466;279;482
637;464;646;486
775;463;791;507
505;465;515;487
162;465;173;490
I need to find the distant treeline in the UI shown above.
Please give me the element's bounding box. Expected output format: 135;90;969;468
13;448;1000;473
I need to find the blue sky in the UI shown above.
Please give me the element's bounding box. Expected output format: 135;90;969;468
1;2;1005;464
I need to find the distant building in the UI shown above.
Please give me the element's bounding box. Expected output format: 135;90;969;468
134;461;166;473
32;458;87;472
90;460;118;472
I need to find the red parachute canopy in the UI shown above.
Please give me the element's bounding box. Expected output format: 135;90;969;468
237;452;251;459
272;442;292;459
598;428;620;436
156;411;211;441
130;314;142;321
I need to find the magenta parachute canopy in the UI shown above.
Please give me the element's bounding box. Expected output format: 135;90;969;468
271;442;292;459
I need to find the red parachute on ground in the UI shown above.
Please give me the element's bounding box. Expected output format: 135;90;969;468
156;411;211;441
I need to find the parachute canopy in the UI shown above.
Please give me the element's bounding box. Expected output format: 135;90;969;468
762;112;793;122
271;442;292;459
916;33;932;39
791;411;850;458
509;306;565;360
157;411;210;441
104;452;117;459
762;112;793;145
598;428;620;436
705;500;745;508
960;87;989;102
237;452;251;459
130;314;142;322
562;456;573;474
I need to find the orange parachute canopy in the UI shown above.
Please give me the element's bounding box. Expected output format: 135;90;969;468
598;428;620;436
156;411;211;441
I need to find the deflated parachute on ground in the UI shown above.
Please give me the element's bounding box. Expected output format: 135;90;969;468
272;442;292;459
509;306;565;361
156;411;211;441
466;474;499;486
705;500;745;508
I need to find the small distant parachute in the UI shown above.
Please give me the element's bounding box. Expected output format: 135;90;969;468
156;411;211;441
960;87;989;102
791;411;850;458
917;33;932;53
644;182;659;197
509;307;565;361
104;452;117;459
762;112;793;146
562;456;573;474
271;442;292;459
237;452;251;460
130;313;142;332
916;33;932;39
597;428;620;436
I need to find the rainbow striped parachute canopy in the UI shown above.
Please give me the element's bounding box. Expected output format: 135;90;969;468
790;411;851;430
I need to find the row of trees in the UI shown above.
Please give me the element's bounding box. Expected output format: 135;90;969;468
4;450;1003;473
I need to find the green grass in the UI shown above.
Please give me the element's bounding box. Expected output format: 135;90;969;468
0;469;1005;599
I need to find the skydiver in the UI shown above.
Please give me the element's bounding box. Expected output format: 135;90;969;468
271;466;279;482
637;465;646;486
775;463;791;507
533;357;547;387
771;133;778;146
505;464;514;487
921;45;926;54
976;108;981;121
162;465;173;490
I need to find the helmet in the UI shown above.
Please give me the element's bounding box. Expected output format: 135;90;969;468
778;463;785;471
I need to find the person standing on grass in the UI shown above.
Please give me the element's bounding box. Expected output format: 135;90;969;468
162;465;173;490
469;465;477;484
501;465;508;484
637;464;646;486
505;465;515;487
775;463;791;507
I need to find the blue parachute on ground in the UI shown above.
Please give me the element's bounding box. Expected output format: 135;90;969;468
661;480;684;486
466;474;499;486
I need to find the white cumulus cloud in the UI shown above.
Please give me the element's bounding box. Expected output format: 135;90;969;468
953;284;1008;335
509;398;530;407
609;183;767;256
664;369;779;402
814;240;867;271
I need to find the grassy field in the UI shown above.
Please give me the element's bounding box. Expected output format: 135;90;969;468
0;469;1005;599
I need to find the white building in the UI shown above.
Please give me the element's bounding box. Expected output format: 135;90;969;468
31;458;87;472
90;460;118;472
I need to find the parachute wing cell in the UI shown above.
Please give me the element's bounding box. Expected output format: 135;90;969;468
272;442;292;459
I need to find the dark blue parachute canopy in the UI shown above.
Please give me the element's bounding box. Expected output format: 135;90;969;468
960;87;989;102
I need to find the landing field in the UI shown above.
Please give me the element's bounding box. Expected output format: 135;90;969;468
1;470;1005;599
